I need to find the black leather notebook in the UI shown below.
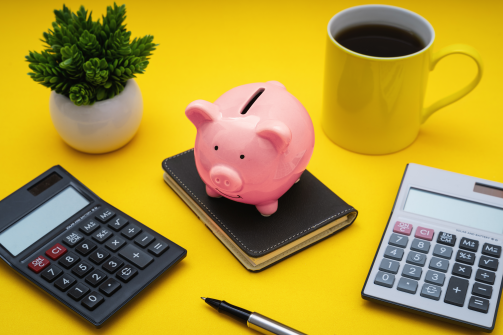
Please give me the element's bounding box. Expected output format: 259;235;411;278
162;149;358;271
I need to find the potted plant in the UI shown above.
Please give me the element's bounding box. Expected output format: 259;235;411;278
26;3;157;153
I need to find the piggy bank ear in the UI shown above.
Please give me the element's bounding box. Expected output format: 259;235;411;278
256;120;292;153
266;81;286;89
185;100;221;129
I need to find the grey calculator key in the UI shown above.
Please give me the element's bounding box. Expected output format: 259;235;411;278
374;271;395;288
402;264;422;280
479;255;498;271
456;250;476;265
379;258;400;274
397;277;418;294
425;270;445;286
389;233;408;248
420;283;442;300
406;251;427;267
433;244;453;259
429;257;449;273
384;246;404;261
468;296;489;313
411;239;430;254
472;282;492;299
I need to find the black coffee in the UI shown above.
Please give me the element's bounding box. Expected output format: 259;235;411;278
335;24;425;57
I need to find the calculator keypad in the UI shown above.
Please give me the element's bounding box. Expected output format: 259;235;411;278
371;221;502;318
29;204;179;317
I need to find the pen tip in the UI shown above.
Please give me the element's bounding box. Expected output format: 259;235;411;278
201;297;206;301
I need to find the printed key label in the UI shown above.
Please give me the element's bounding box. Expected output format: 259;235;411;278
393;221;412;236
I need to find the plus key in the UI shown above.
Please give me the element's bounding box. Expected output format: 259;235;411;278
118;244;153;269
445;276;469;307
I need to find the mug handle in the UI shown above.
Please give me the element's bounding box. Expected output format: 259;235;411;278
421;44;484;124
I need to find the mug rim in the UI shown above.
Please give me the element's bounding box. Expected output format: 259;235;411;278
327;4;435;61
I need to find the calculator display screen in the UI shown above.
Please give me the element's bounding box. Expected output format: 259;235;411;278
0;187;89;256
404;188;503;234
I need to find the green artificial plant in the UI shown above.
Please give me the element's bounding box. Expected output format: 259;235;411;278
26;3;157;106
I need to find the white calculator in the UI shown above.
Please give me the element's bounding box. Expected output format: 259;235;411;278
362;163;503;332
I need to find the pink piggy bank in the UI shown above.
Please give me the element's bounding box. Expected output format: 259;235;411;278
185;81;315;216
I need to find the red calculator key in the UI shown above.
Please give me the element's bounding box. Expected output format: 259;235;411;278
415;226;434;241
45;243;68;260
28;256;50;273
393;221;413;236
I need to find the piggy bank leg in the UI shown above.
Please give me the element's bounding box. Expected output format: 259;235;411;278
206;185;222;198
256;200;278;217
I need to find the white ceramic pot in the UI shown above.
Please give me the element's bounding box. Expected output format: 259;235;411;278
49;79;143;154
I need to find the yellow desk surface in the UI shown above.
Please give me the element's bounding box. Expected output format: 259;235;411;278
1;0;502;334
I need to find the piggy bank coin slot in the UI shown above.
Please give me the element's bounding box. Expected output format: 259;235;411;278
241;88;265;114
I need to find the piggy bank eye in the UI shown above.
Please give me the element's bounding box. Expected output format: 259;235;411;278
240;155;245;159
214;146;218;150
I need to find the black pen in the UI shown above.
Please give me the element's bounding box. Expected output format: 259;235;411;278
201;297;307;335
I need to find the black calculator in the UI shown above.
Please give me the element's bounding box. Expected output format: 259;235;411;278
0;166;187;327
362;163;503;332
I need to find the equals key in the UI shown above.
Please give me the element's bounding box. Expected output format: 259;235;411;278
148;241;169;256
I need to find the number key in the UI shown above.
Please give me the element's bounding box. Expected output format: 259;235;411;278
374;271;395;288
75;239;97;256
54;274;76;291
433;244;453;259
379;258;400;274
411;239;430;254
89;249;110;265
67;283;90;301
71;261;94;278
85;269;108;287
102;257;124;274
81;292;104;311
389;233;408;248
406;251;426;267
425;270;445;286
429;257;449;273
402;264;422;280
41;265;63;282
58;252;80;269
384;246;404;261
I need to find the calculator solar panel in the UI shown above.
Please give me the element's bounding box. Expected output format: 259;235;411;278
362;164;503;333
0;166;187;327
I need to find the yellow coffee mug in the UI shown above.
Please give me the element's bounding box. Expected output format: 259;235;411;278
321;5;483;155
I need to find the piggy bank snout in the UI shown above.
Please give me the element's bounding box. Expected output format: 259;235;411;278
209;165;243;193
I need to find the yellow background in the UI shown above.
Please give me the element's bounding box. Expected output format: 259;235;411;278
0;0;502;334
